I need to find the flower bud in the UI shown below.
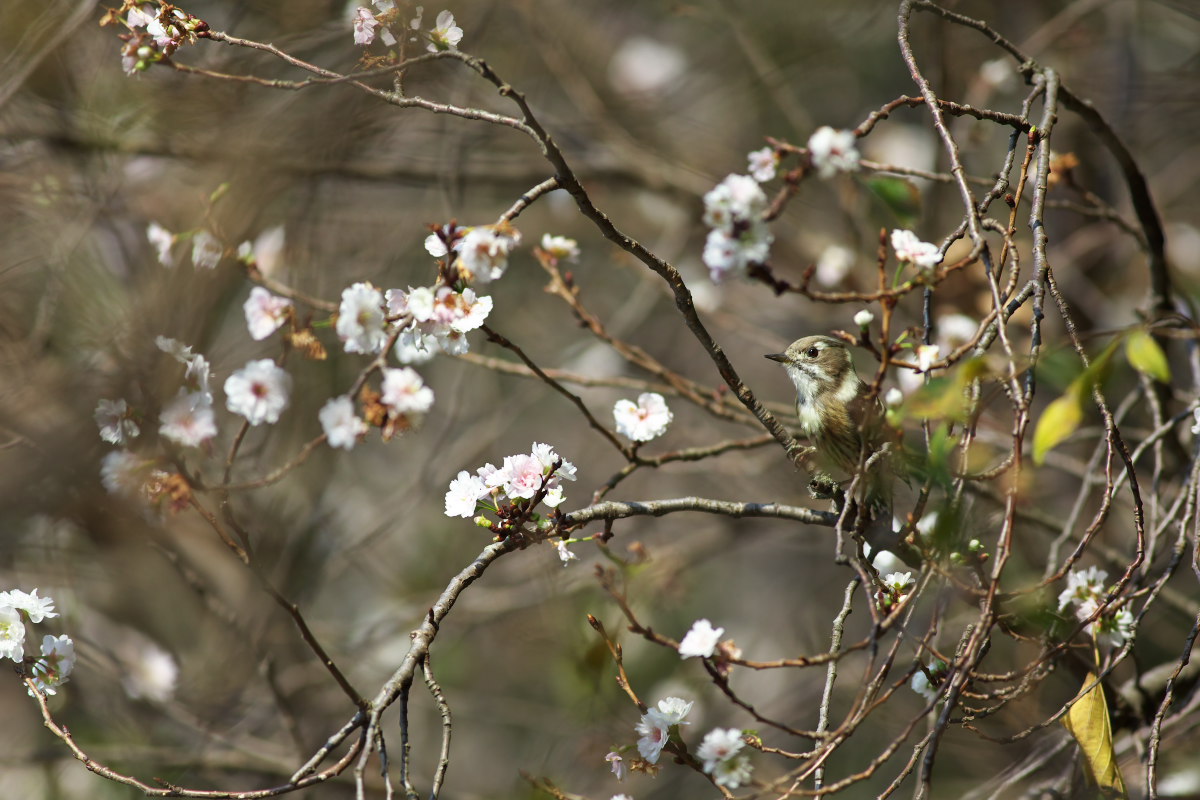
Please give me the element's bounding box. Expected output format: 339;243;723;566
854;309;874;328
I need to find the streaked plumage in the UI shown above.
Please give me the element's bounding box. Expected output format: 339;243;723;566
766;335;888;503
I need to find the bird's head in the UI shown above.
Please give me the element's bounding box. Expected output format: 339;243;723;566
765;335;860;407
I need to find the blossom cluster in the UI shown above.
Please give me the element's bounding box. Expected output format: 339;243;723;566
1057;566;1134;648
444;442;577;520
620;697;753;788
0;589;74;697
353;4;463;53
113;3;206;75
700;174;773;283
807;126;860;179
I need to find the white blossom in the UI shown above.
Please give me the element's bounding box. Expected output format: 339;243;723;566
679;619;723;659
319;396;367;450
808;126;860;178
101;450;144;495
444;470;488;517
29;634;75;696
747;146;778;182
159;390;217;447
457;226;520;283
634;699;693;764
224;359;291;425
243;287;292;340
815;243;854;286
337;282;388;354
937;313;977;350
890;229;943;269
424;232;449;258
712;754;753;788
702;174;768;232
1058;565;1108;611
147;222;175;267
540;233;580;262
120;640;178;701
393;328;440;364
702;225;773;283
910;669;937;702
380;367;434;415
0;605;25;661
427;9;463;51
613;392;673;442
1;589;58;623
696;727;745;772
190;230;222;269
915;344;940;373
553;540;578;566
238;225;286;277
884;388;904;408
854;309;874;328
95;398;139;445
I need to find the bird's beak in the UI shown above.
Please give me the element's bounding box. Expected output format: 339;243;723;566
765;353;788;363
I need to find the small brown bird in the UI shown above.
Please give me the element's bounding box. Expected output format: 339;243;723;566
766;335;890;505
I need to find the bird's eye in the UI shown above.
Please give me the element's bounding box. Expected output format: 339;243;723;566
806;346;820;358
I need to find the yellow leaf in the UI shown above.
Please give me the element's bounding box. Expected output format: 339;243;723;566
1062;673;1127;797
1124;330;1170;383
1033;387;1083;465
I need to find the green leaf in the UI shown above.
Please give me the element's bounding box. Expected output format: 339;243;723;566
1033;386;1083;465
866;177;921;227
1062;673;1127;797
1124;330;1170;383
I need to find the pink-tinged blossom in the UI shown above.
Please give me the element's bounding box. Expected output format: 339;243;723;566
679;618;723;659
634;697;693;764
425;232;449;258
224;359;291;425
457;226;520;283
540;234;579;262
428;286;491;332
0;605;26;661
491;453;545;500
337;282;388;354
159;390;217;447
243;287;292;340
1;589;58;623
890;229;943;269
380;367;434;415
807;126;860;178
696;728;745;772
605;752;626;781
702;173;767;232
427;10;463;52
191;230;222;269
319;396;368;450
29;634;75;696
613;392;673;442
353;7;380;45
126;5;155;28
747;146;779;182
95;398;139;445
445;470;489;517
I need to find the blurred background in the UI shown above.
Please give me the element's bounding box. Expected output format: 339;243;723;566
1;0;1198;797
